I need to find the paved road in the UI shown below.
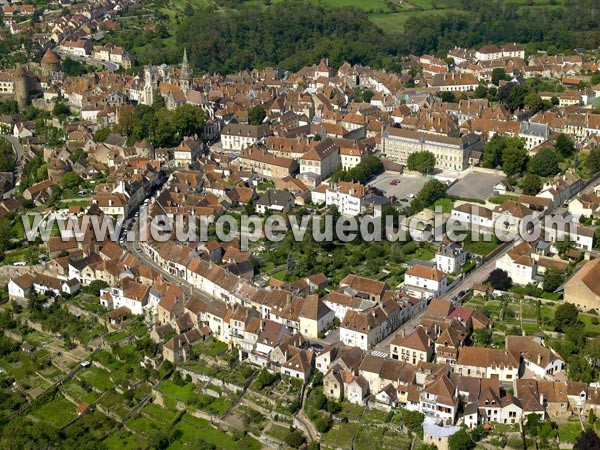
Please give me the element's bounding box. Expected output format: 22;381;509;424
372;309;426;354
124;227;215;304
55;49;120;72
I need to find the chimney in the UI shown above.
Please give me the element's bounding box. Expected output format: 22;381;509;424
537;353;542;366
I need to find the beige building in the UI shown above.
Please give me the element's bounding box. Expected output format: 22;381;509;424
454;347;519;382
298;295;335;339
390;327;432;365
299;138;340;181
380;126;480;171
237;147;298;181
221;123;271;153
564;258;600;310
0;70;14;94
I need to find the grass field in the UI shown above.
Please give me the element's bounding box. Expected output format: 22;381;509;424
267;424;291;441
463;234;501;256
322;422;359;449
30;396;77;428
103;429;147;450
558;421;583;443
430;197;454;214
78;366;114;391
369;9;453;33
170;413;262;450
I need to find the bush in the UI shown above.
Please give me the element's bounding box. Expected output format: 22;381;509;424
487;268;512;290
314;416;333;433
284;430;306;448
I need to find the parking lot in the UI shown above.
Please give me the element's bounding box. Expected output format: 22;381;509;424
368;172;428;203
447;171;503;200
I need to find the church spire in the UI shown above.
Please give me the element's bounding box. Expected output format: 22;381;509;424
180;49;192;94
181;49;192;81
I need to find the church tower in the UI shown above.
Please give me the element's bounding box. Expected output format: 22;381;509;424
142;65;157;105
179;49;192;94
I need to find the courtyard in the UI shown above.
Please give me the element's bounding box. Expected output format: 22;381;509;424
447;171;504;200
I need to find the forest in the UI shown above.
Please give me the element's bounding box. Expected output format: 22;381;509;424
174;2;396;73
136;0;600;74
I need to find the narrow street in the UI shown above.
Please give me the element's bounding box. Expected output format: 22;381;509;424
124;230;214;304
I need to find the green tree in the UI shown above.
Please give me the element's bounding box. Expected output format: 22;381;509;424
524;413;543;435
401;409;424;436
528;148;559;177
61;172;82;189
525;92;543;112
555;133;575;158
586;148;600;175
487;268;512;290
94;128;111;143
52;102;70;119
491;68;507;86
70;148;85;162
0;138;16;172
556;235;573;255
439;91;457;103
62;58;89;76
543;268;564;292
148;430;171;450
574;429;600;450
153;109;179;147
474;85;488;98
284;429;306;448
472;328;492;346
411;179;446;213
331;155;383;184
483;135;524;169
521;173;542;195
448;429;475;450
502;145;528;176
553;302;579;332
248;105;266;125
84;280;109;296
584;339;600;370
0;100;19;115
568;354;595;382
407;151;436;174
152;93;166;111
172;104;208;137
362;89;375;103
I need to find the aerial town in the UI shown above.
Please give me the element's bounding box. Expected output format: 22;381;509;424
2;0;600;449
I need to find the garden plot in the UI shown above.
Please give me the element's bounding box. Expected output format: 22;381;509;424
29;396;77;428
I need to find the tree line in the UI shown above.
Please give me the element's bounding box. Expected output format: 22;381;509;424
123;0;600;74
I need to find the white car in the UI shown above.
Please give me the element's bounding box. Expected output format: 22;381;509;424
407;193;415;198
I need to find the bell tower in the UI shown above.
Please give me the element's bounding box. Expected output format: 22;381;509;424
179;49;192;94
